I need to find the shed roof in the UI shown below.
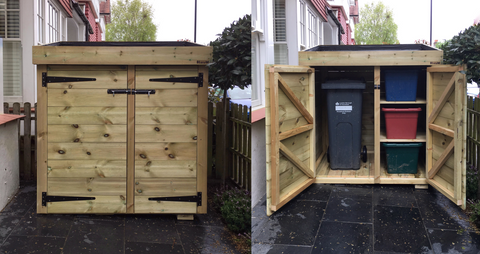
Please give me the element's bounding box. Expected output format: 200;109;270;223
306;44;440;52
44;41;205;47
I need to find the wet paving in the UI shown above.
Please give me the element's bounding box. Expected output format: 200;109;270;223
0;183;241;254
252;184;480;254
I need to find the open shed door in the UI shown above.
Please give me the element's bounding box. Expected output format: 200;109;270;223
265;65;316;216
426;65;467;209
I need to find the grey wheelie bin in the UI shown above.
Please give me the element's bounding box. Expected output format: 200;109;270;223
322;79;367;170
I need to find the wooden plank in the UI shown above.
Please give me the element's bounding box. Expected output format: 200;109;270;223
48;89;127;107
24;102;32;181
427;179;458;205
135;160;196;178
46;196;127;214
207;103;213;177
273;66;314;73
136;107;197;125
454;71;466;208
135;89;197;107
279;124;313;140
135;125;197;142
279;143;314;178
127;65;135;213
374;66;381;183
269;68;280;212
32;46;213;65
136;66;198;89
135;142;196;161
428;123;454;137
47;160;126;178
37;65;48;214
277;74;313;124
48;143;126;160
177;215;194;220
272;177;314;211
197;66;208;214
426;65;462;73
48;106;127;125
48;177;126;196
428;74;456;124
308;71;316;178
426;70;434;179
134;178;197;196
428;140;454;179
46;69;128;89
134;196;197;214
298;50;443;66
48;125;127;143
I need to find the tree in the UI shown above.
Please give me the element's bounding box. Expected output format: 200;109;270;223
438;24;480;84
355;1;399;45
106;0;157;41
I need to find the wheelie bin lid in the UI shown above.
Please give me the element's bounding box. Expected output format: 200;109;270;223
321;79;366;90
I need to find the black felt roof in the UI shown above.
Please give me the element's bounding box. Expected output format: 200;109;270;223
306;44;439;51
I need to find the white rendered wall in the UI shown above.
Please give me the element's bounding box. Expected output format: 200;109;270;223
0;121;20;211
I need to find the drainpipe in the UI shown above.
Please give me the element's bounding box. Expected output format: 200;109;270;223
72;0;94;41
326;7;345;45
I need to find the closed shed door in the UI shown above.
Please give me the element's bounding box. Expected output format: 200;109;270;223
45;66;129;213
134;66;202;213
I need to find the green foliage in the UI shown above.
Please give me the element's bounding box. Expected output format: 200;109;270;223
106;0;157;41
208;15;251;91
469;199;480;223
214;187;251;233
439;24;480;84
355;1;399;45
467;164;478;200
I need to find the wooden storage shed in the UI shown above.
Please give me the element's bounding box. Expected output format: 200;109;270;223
33;42;211;216
265;44;467;216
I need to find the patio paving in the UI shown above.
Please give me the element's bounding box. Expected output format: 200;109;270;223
0;182;241;254
252;184;480;254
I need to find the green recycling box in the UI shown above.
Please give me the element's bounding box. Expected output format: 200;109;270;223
383;143;423;174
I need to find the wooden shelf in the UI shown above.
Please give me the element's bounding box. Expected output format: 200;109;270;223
380;97;426;104
380;129;426;142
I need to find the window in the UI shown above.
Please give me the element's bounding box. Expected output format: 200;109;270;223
1;0;22;97
37;0;44;44
308;9;318;47
299;0;305;47
37;0;67;44
273;0;287;64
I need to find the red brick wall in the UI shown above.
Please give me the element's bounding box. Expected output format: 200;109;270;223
84;3;101;41
59;0;72;17
310;0;329;21
334;7;348;45
346;24;352;45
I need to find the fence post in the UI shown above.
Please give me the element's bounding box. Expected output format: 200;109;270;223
215;100;224;180
24;103;32;181
34;103;38;181
3;103;8;114
12;103;22;179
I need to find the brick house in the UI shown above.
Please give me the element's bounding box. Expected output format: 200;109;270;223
1;0;111;106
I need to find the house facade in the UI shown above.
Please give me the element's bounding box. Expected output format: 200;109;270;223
251;0;358;206
1;0;111;105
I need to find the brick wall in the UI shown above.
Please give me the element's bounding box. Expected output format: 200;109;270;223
335;7;348;45
310;0;329;21
84;3;101;41
59;0;72;17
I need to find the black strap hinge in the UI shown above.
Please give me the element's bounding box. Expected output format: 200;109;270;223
374;85;380;89
149;73;204;87
42;192;95;206
148;192;202;206
42;72;96;87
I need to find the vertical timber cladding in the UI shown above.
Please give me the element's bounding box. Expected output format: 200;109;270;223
134;66;200;214
45;65;129;213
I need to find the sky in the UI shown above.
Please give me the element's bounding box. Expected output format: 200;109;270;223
126;0;251;45
359;0;480;44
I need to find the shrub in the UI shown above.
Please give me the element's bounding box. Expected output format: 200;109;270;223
467;164;478;200
214;187;251;233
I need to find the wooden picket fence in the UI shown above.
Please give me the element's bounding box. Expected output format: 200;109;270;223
209;99;251;191
467;96;479;170
3;102;37;182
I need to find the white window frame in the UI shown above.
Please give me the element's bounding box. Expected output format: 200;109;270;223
298;0;305;48
273;0;288;64
37;0;67;45
307;8;318;48
1;0;22;99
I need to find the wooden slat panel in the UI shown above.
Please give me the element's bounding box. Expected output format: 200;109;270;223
47;160;126;178
279;143;313;178
428;123;454;137
135;107;197;125
454;71;466;208
279;154;309;190
127;65;136;213
135;160;196;178
46;70;128;89
135;89;197;107
268;69;280;213
33;46;212;65
135;125;197;142
46;196;127;214
428;140;454;179
134;196;197;214
196;66;208;214
136;66;198;89
48;125;127;143
135;143;196;161
299;50;443;66
428;74;456;123
48;89;127;107
277;74;313;124
135;178;197;196
374;67;381;183
48;106;127;125
48;178;126;195
37;65;48;214
47;143;126;160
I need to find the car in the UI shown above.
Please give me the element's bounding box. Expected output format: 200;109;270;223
227;86;251;108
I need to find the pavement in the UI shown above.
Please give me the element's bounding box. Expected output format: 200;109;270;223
252;184;480;254
0;182;242;254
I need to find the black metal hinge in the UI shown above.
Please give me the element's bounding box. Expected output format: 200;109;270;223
42;192;95;207
149;73;204;87
42;72;96;87
148;192;202;206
